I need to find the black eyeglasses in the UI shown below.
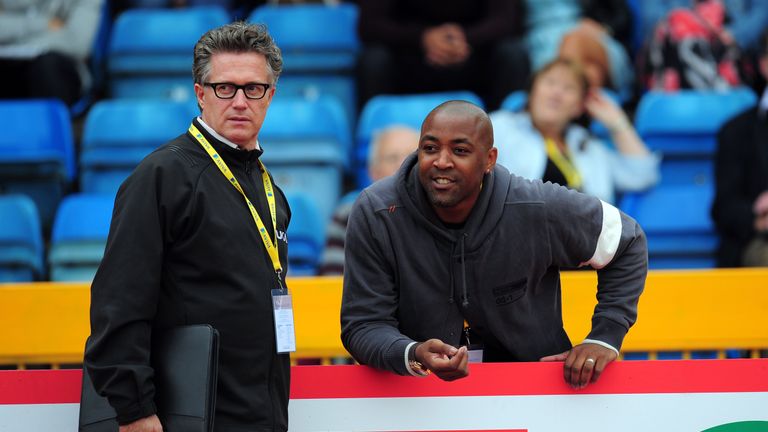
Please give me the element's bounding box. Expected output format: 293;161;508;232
203;82;271;100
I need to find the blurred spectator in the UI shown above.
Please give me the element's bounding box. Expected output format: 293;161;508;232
0;0;102;106
641;0;768;54
640;0;761;91
356;0;528;111
319;125;419;275
490;58;659;204
711;29;768;268
523;0;635;100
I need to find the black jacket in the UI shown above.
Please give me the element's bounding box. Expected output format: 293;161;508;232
341;155;647;374
85;118;292;431
712;106;768;267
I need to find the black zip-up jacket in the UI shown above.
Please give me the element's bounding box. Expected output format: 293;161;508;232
341;155;647;374
85;118;291;431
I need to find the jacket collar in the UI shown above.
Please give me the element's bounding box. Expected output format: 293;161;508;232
190;117;263;169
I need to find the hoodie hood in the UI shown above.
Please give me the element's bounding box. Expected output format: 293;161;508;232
394;152;511;251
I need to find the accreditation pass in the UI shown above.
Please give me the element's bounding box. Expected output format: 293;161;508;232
271;288;296;353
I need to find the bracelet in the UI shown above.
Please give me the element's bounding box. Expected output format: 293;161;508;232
408;359;431;376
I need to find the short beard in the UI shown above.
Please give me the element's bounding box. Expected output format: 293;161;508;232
424;186;460;208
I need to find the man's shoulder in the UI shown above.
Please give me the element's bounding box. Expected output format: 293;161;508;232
356;175;399;210
139;132;206;170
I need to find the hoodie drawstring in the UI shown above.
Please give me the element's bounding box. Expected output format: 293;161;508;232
460;233;469;308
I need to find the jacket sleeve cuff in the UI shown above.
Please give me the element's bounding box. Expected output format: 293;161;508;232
115;400;157;425
586;316;629;352
386;338;416;376
582;338;620;357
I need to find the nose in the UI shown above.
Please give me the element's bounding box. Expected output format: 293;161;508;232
231;88;249;108
433;148;453;169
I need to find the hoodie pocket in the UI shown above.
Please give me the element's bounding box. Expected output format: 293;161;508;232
492;278;527;306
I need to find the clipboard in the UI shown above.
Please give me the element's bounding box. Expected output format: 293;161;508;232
79;324;220;432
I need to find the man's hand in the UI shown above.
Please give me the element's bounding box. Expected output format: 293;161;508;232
415;338;469;381
540;343;618;390
421;24;470;67
119;414;163;432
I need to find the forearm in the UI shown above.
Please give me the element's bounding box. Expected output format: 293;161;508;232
607;117;650;156
341;319;414;375
44;0;101;59
589;213;647;350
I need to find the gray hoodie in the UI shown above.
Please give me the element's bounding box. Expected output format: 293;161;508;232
341;154;647;375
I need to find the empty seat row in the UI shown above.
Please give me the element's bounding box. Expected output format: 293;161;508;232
108;4;359;126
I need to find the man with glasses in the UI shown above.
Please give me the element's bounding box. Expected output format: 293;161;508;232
85;22;293;432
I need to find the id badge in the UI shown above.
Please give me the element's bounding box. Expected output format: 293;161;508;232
467;344;484;363
271;288;296;353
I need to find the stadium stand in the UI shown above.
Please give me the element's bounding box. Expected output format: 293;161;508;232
248;3;360;131
80;99;194;195
619;87;758;268
107;6;230;101
48;194;114;282
283;191;325;276
635;88;757;183
0;99;76;231
0;195;44;282
620;183;717;269
259;95;350;229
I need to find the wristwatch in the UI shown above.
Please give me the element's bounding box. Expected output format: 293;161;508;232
408;343;430;376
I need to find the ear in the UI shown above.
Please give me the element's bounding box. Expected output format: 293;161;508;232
194;82;205;112
264;86;276;107
486;146;498;173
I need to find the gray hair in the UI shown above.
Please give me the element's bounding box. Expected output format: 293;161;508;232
367;125;417;168
192;21;283;85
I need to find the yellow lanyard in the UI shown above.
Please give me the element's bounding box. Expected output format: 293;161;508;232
188;124;283;279
544;137;582;190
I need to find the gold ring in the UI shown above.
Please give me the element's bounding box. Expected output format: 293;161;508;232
585;358;595;364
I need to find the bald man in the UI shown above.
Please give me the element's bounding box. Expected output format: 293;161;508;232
341;101;648;389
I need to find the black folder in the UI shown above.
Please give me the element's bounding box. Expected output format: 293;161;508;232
79;324;220;432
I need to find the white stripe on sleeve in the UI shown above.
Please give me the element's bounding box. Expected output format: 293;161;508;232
581;200;622;269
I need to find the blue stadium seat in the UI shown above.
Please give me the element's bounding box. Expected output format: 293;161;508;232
80;99;194;195
0;99;76;230
634;88;757;157
107;6;230;100
283;191;324;276
635;88;756;190
0;195;44;282
620;182;717;269
355;91;484;187
260;96;348;227
249;4;360;132
48;194;114;282
249;4;359;72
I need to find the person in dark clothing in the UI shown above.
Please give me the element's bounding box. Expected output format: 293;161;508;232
341;101;648;389
356;0;528;111
84;22;293;432
712;30;768;268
